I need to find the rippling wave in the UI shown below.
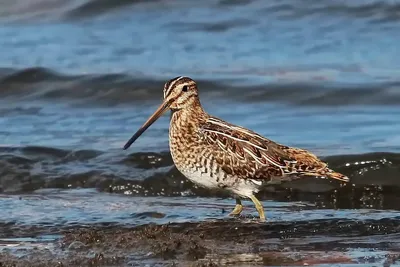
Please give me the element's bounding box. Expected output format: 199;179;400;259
2;1;400;265
1;145;399;206
0;0;157;22
2;0;400;22
1;67;400;106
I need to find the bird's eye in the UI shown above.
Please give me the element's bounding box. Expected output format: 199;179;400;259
182;85;188;92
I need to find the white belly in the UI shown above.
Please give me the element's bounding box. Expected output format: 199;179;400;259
177;165;261;198
179;168;220;190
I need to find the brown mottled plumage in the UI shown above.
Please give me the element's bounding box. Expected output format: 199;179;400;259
123;76;349;221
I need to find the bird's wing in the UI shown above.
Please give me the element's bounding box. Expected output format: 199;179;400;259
198;117;331;179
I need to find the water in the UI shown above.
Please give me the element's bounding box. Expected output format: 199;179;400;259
0;0;400;266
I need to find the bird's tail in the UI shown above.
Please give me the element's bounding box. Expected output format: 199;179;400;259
325;170;349;183
301;168;349;183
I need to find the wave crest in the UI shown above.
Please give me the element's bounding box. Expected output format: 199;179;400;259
1;67;400;106
1;146;399;207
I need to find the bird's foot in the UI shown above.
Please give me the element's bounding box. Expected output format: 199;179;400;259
229;198;244;216
249;195;266;222
229;203;243;216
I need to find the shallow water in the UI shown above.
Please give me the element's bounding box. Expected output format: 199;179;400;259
1;0;400;266
2;188;399;227
1;189;400;266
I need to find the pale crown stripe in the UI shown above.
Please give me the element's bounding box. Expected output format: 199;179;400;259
164;76;185;98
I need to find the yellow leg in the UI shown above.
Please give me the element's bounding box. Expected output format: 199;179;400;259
249;195;265;221
229;198;243;216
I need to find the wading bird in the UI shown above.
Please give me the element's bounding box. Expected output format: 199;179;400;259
123;76;349;221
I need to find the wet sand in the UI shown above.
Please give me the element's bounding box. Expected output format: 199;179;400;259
1;216;400;267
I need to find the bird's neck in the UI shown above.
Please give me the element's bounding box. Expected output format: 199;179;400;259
168;102;209;170
169;102;208;141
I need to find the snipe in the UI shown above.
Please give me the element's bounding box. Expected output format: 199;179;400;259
123;76;349;221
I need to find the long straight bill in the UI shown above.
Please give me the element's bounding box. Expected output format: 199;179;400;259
123;100;171;150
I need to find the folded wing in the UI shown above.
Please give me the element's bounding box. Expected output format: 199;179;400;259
199;117;348;183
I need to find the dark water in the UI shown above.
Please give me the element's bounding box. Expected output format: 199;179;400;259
1;0;400;266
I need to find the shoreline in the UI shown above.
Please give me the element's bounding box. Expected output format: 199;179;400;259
1;218;399;266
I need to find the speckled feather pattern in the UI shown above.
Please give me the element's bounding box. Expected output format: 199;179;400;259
123;76;349;219
167;91;348;198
